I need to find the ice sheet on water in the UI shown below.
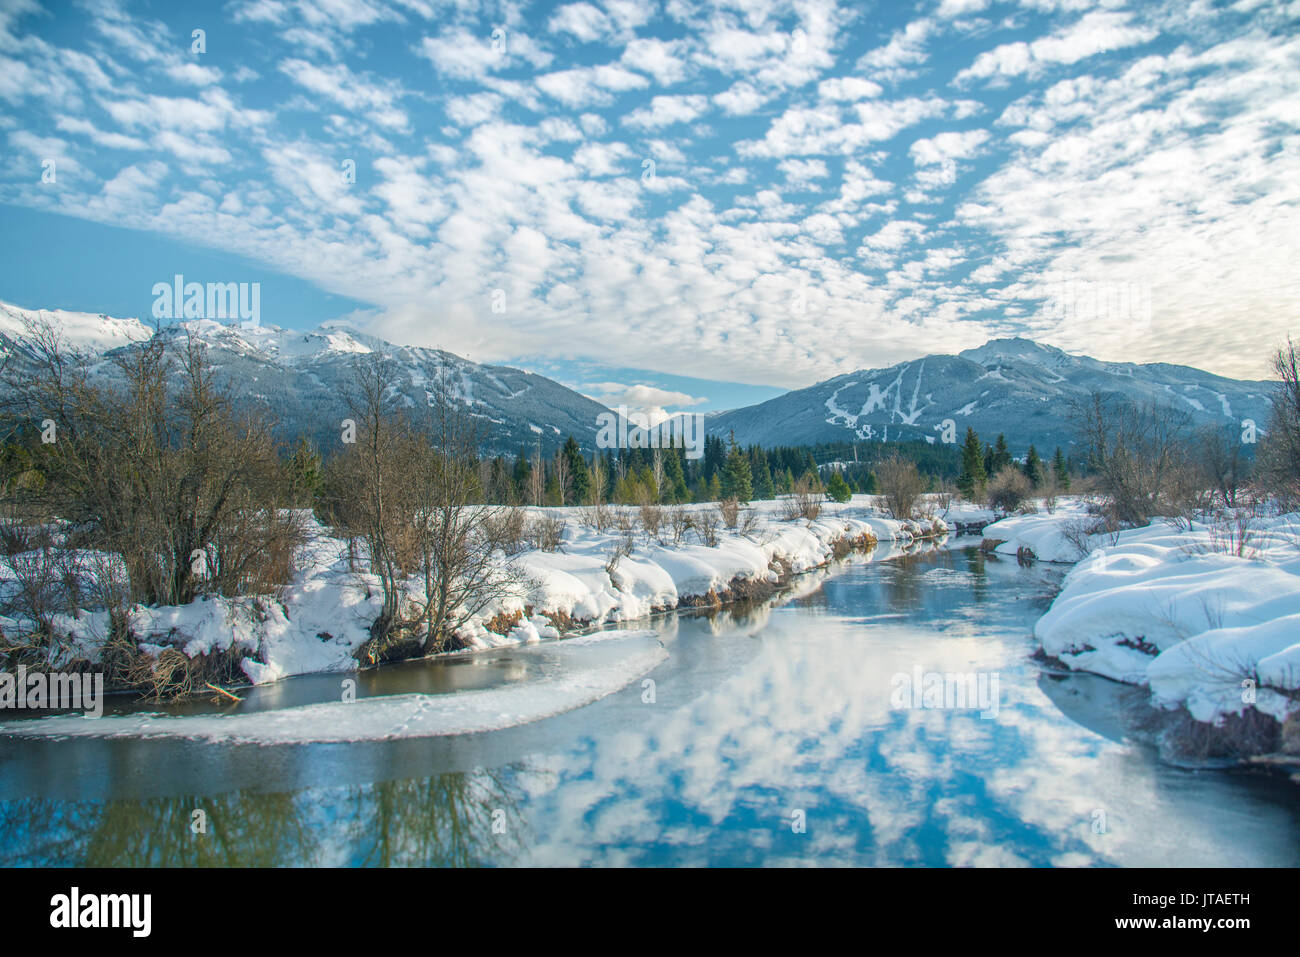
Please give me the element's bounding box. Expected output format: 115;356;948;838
1;630;666;744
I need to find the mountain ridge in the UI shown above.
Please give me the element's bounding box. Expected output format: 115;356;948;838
0;300;612;458
705;337;1275;454
0;301;1277;457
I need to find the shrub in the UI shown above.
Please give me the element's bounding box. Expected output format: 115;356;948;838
779;475;823;521
695;510;721;546
1070;392;1196;526
638;501;665;542
875;454;925;519
526;513;566;552
719;497;741;528
667;504;692;544
987;466;1031;513
484;506;529;555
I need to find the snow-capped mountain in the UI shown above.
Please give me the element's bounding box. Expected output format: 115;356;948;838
0;300;153;353
2;302;1278;458
706;338;1277;454
0;301;611;457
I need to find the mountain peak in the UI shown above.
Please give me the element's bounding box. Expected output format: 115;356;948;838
0;299;152;354
958;337;1069;366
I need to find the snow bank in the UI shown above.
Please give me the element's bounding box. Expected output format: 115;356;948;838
980;499;1096;562
1028;511;1300;724
0;496;930;688
3;629;667;742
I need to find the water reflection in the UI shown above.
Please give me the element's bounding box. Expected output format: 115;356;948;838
1;540;1296;867
1;766;529;867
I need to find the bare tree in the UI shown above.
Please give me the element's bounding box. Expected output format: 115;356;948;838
1197;423;1247;508
875;453;926;519
411;376;525;653
551;447;570;506
1258;338;1300;506
1070;392;1195;526
322;354;411;640
527;442;545;507
2;318;297;611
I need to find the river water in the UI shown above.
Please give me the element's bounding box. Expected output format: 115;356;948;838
1;541;1297;866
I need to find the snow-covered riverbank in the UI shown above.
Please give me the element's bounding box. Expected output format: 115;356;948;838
982;502;1300;732
1;497;946;687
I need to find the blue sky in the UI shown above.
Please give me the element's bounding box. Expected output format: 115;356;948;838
1;0;1298;417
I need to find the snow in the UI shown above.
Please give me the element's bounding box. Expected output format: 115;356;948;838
981;500;1096;562
0;497;934;692
4;629;668;742
0;300;152;354
986;506;1300;726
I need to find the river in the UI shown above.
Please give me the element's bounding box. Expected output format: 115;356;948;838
1;540;1297;866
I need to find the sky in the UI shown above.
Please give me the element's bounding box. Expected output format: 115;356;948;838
1;0;1298;418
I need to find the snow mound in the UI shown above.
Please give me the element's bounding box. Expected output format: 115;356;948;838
982;500;1095;562
1031;512;1300;723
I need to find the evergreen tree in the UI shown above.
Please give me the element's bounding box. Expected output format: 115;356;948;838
702;434;725;483
562;436;590;504
826;469;852;503
512;449;531;501
488;455;512;503
663;445;688;502
720;432;753;501
287;436;322;507
957;427;986;498
1052;446;1071;492
1022;444;1045;488
991;434;1013;473
751;447;774;499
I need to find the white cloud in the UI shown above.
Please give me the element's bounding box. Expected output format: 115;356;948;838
280;58;409;130
536;64;649;107
549;3;612;43
624;94;709;129
714;81;771;115
957;11;1158;85
779;157;830;187
418;28;552;81
621;37;689;85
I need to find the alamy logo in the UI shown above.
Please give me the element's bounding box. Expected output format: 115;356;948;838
50;887;151;937
0;666;103;717
1045;279;1151;330
595;405;705;460
890;667;1000;719
151;274;260;328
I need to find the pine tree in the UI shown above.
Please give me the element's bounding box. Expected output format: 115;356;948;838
702;434;725;483
488;455;511;503
991;434;1013;473
752;449;775;499
957;427;986;499
721;432;753;501
512;449;531;501
287;436;322;507
826;469;852;503
1022;444;1044;488
562;436;590;504
1052;447;1071;492
663;444;688;502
